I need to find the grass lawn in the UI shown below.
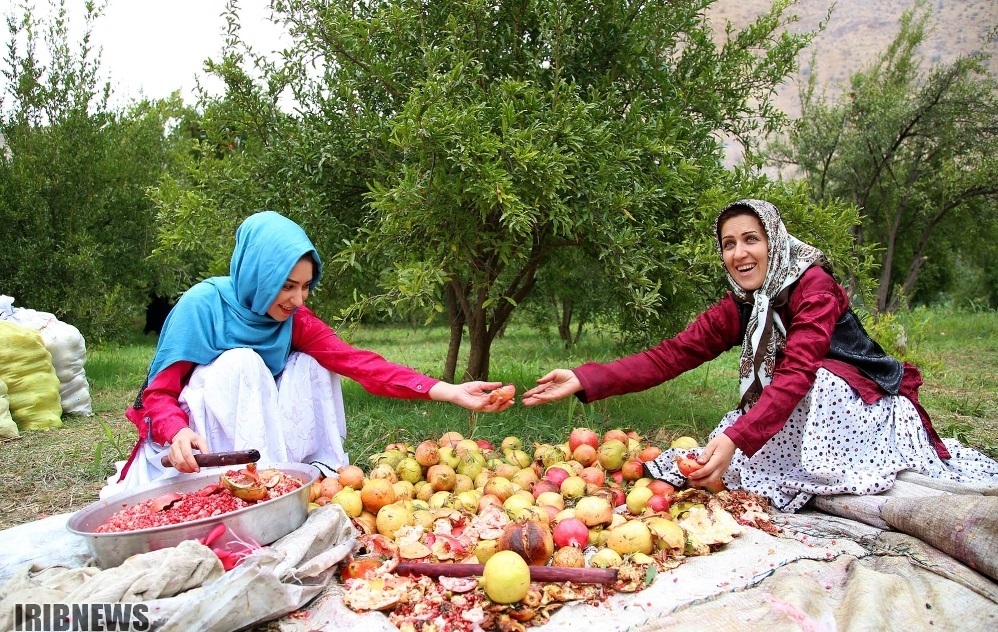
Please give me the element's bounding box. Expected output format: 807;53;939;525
0;306;994;530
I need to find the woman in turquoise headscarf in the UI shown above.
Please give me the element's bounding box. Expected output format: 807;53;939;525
102;211;513;498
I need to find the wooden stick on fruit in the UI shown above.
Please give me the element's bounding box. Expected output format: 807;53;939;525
395;562;617;584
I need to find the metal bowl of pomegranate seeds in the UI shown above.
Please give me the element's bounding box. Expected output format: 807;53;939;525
67;462;319;569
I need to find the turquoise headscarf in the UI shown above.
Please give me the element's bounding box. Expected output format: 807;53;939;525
146;211;323;381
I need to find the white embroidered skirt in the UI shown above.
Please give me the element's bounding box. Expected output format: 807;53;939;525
101;349;348;499
647;368;998;512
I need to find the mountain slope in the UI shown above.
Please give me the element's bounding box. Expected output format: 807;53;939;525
709;0;998;121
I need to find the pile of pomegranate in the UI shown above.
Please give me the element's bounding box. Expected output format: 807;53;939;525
315;427;775;632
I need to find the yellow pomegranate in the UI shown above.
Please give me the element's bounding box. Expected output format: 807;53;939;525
482;551;531;604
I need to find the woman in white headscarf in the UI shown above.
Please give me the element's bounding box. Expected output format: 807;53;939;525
522;200;998;512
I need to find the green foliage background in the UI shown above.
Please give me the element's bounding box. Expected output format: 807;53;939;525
1;0;990;359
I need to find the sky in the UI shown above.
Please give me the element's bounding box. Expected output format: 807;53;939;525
6;0;288;106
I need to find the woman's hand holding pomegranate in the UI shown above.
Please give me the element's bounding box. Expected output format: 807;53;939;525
686;433;735;493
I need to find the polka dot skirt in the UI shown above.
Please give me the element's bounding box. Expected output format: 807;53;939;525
646;368;998;512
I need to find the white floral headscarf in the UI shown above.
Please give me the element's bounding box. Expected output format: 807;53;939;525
715;200;827;408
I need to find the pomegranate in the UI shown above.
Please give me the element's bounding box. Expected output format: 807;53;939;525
220;465;267;501
497;519;555;566
319;477;342;499
474;538;500;564
535;491;565;511
607;519;654;555
571;443;598;467
531;479;560;498
574;495;613;527
648;479;676;496
647;494;674;513
414;440;441;467
540;446;568;469
395;457;423;484
507;449;533;469
670;436;700;449
483;476;516;502
551;546;586;568
494;462;520;479
544;466;570;487
559;476;587;499
503;493;535;518
579;466;606;488
375;502;414;539
478;494;503;513
697;478;727;493
331;488;363;517
552;517;589;549
605;486;627;507
486;383;517;406
510;467;539;490
597;439;627;471
341;556;381;580
438;446;461;469
675;455;703;477
392;480;414;500
368;463;398;483
483;550;531;603
644;516;685;551
568;427;600;453
360;478;396;514
638;445;663;462
500;436;523;454
590;548;623;568
541;503;560;524
620;458;646;482
337;464;365;489
438;431;464;448
354;510;377;534
603;429;630;444
455;438;481;456
426;464;457;491
626;486;654;514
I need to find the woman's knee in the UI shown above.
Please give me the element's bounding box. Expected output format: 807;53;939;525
213;347;270;372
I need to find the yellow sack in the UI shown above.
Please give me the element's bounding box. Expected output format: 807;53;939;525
0;379;16;439
0;321;63;431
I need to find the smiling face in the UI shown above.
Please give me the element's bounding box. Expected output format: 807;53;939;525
266;256;315;321
719;213;769;292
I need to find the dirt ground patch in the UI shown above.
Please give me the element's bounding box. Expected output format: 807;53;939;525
0;413;135;530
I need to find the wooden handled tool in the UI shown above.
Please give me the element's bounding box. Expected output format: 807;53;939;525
395;562;617;584
160;449;261;469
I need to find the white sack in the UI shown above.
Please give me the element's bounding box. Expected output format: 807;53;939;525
0;296;92;416
0;380;17;439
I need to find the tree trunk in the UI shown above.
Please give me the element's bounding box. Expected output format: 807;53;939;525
458;238;543;380
875;197;910;312
443;284;463;383
557;298;573;349
465;310;490;381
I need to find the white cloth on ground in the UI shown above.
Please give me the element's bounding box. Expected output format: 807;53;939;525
101;349;348;500
0;505;357;632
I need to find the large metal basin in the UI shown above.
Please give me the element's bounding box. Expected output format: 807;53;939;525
67;462;318;569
